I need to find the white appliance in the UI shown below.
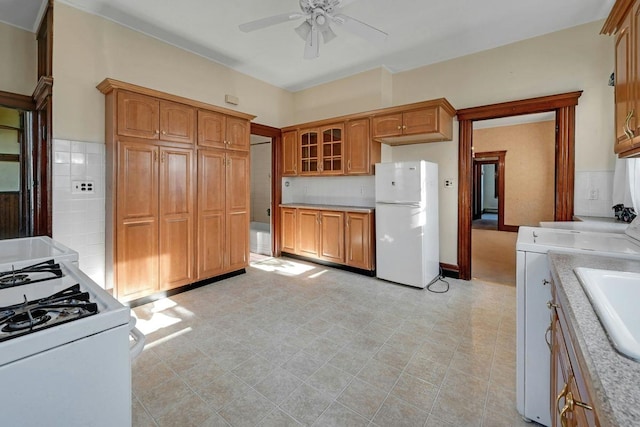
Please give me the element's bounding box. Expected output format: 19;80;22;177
375;161;439;288
0;237;145;427
0;235;79;265
516;220;640;426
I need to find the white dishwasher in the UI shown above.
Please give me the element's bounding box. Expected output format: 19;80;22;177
516;219;640;426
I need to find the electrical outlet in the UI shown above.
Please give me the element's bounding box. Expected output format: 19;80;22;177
444;179;454;188
72;180;95;194
588;189;599;200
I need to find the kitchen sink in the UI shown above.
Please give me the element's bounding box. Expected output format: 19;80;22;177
574;268;640;361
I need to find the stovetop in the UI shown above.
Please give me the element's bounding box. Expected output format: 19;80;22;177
0;260;64;290
0;283;98;342
0;258;131;366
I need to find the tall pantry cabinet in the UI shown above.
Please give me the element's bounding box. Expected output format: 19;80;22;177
98;79;255;302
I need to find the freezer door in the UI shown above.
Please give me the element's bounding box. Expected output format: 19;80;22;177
376;203;426;288
375;162;423;204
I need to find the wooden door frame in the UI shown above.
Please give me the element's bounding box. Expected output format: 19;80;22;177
456;91;582;280
250;122;282;256
472;150;513;232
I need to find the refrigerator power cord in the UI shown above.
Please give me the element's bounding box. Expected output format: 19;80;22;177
426;267;449;293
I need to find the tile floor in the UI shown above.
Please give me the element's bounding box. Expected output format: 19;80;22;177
131;255;531;427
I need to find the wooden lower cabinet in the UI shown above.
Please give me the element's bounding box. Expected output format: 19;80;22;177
115;141;194;300
319;211;344;263
197;149;249;280
297;209;321;258
551;283;598;427
345;211;373;270
282;207;374;271
281;207;297;253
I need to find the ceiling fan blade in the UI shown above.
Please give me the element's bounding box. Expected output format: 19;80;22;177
239;12;304;32
304;27;320;59
337;0;362;8
333;13;387;43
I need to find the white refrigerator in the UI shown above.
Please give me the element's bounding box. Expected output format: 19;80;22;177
375;161;439;288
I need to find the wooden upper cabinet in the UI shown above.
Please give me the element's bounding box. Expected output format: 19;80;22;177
117;91;195;144
371;101;455;146
403;108;438;135
282;130;298;176
371;113;403;138
197;110;249;151
159;100;196;144
320;124;343;175
226;116;250;151
300;128;320;175
117;91;160;140
346;118;378;175
604;0;640;157
198;110;225;148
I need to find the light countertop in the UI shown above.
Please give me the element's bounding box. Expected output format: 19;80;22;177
548;252;640;427
280;203;375;213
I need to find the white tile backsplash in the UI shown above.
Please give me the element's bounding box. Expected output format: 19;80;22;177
282;175;375;207
573;171;615;218
52;139;106;288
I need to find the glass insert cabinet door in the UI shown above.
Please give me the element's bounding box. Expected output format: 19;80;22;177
300;129;319;174
321;125;343;174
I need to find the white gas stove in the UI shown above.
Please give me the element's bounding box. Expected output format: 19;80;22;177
0;238;144;427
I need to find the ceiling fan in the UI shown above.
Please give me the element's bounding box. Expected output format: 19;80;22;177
238;0;388;59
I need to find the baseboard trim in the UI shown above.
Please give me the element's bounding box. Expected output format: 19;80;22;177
440;263;460;279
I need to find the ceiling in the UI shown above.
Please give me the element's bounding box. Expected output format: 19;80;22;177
2;0;615;92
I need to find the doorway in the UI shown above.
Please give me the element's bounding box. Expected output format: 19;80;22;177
0;105;32;239
456;91;583;281
249;134;273;258
472;151;506;231
249;123;282;259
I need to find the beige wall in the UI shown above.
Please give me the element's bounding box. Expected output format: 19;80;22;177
290;67;393;124
0;22;37;96
474;121;556;226
292;20;614;265
52;3;294;142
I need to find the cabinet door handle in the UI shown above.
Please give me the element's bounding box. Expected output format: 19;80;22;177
625;110;635;139
545;324;552;351
397;125;402;130
161;152;165;163
556;381;569;415
542;279;550;286
155;129;160;134
547;301;558;310
161;130;166;135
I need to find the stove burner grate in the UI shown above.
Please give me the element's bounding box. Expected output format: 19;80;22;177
2;309;51;332
0;273;31;287
0;260;63;290
0;284;99;341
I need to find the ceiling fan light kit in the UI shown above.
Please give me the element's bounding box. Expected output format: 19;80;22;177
239;0;387;59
